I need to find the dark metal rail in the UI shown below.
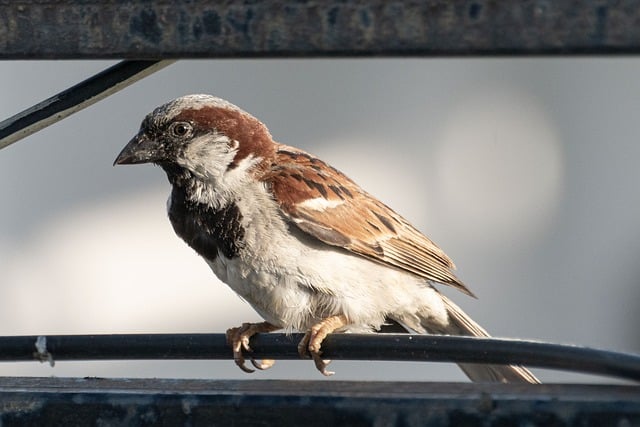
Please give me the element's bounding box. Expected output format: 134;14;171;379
2;333;640;382
1;1;639;59
1;377;639;426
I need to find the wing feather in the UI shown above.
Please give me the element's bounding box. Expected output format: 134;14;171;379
264;144;475;297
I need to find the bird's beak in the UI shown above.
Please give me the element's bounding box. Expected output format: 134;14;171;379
113;132;162;166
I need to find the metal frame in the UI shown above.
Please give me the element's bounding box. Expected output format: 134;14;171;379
2;1;640;58
1;377;639;426
2;1;640;424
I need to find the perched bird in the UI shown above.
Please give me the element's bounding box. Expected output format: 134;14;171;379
114;94;539;383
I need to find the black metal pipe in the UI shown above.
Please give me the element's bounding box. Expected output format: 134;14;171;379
2;333;639;382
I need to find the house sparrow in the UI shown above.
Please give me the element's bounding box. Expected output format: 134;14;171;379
114;94;539;383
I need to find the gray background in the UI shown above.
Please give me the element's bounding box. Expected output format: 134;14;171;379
0;59;638;382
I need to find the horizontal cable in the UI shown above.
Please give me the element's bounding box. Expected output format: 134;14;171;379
0;60;174;150
1;333;638;382
0;1;639;58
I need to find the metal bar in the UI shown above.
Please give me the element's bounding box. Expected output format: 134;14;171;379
0;377;639;426
0;1;639;58
0;60;175;150
2;333;640;382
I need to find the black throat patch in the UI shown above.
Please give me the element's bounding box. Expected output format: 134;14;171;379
167;184;245;261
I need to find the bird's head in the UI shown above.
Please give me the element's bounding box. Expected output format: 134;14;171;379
114;94;275;182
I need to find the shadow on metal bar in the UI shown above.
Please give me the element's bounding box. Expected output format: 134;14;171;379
1;333;639;382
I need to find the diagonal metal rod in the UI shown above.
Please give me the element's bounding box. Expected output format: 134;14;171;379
1;333;639;382
0;60;175;150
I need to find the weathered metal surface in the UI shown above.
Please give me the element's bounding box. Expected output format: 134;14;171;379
0;1;639;58
1;333;639;382
0;377;638;426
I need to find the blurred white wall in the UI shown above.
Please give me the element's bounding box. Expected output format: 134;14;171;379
0;59;639;383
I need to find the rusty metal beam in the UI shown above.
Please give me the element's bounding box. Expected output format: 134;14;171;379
0;1;639;59
0;377;638;426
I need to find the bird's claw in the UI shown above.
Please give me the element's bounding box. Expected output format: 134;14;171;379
227;317;346;376
298;315;348;376
297;331;333;375
226;322;278;374
251;358;276;370
226;323;255;373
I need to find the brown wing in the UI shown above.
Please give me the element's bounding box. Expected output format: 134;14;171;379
264;145;475;297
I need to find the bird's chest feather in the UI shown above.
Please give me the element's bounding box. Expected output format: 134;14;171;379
165;183;319;328
167;188;246;261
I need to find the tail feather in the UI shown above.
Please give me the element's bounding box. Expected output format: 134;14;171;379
440;294;540;384
457;362;539;383
387;291;540;383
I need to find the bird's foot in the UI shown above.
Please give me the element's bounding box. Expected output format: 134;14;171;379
226;322;278;373
298;315;349;376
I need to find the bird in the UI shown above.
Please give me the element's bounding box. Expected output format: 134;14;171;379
114;94;539;383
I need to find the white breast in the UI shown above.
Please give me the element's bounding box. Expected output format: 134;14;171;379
203;180;449;333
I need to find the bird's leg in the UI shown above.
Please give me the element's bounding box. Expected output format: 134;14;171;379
226;321;279;373
298;314;349;376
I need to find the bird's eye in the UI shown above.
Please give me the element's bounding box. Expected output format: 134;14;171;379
169;122;192;138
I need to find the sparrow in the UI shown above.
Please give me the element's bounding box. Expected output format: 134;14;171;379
114;94;539;383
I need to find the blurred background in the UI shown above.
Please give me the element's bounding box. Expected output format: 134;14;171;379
0;59;638;383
